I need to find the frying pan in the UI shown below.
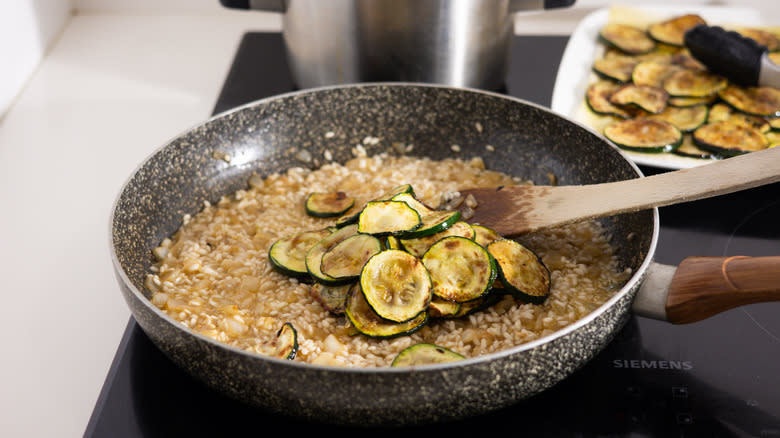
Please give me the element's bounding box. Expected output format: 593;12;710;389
110;83;777;426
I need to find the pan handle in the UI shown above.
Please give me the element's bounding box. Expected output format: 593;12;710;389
665;256;780;324
634;257;780;324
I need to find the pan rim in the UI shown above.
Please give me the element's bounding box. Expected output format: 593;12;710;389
109;81;660;373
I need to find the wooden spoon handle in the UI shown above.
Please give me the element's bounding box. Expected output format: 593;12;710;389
665;256;780;324
569;145;780;219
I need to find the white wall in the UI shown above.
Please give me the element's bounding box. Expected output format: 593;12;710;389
0;0;72;118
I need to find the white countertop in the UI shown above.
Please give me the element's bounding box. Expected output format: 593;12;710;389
0;3;777;436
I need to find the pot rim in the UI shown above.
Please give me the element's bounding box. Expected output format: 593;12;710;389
109;81;661;373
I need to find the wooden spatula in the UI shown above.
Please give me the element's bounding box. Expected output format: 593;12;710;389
455;145;780;236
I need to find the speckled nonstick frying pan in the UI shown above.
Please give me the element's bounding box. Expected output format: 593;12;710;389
109;83;662;426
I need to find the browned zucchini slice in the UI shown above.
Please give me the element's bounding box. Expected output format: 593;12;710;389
357;200;421;236
648;14;707;46
669;51;707;71
592;56;638;83
310;282;352;315
604;118;683;153
486;239;551;304
737;28;780;52
269;228;333;278
718;85;780;117
673;134;718;159
305;224;359;285
320;233;383;280
769;117;780;131
599;23;656;55
472;224;502;247
359;249;432;323
421;236;496;303
391;343;465;367
428;296;461;318
305;191;355;217
586;80;632;119
631;61;682;88
400;221;475;258
609;84;668;113
648;105;709;133
667;94;717;107
663;69;727;97
344;282;427;339
258;322;298;360
693;121;769;156
707;103;770;133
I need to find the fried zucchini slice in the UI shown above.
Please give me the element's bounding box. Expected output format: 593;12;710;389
305;191;355;217
391;343;465;367
667;94;717;107
586;80;633;119
357;200;421;236
599;23;656;55
421;236;496;303
707;103;770;133
400;221;476;258
335;184;416;227
737;28;780;52
310;282;352;315
663;69;727;98
258;322;298;360
647;105;709;133
693;121;769;156
609;84;669;113
359;249;432;323
604;118;683;153
305;224;359;285
345;282;427;339
428;296;461;318
648;14;707;46
718;85;780;117
486;239;551;304
269;228;333;278
592;56;639;83
674;134;718;159
631;61;682;88
320;233;383;280
472;224;503;247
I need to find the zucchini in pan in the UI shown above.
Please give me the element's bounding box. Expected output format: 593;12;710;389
305;191;355;217
305;224;360;285
359;249;432;323
487;239;551;304
391;343;465;367
269;228;333;278
345;282;428;339
357;200;421;236
320;233;383;280
257;322;298;360
421;236;497;303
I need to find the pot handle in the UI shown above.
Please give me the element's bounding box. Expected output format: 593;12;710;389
633;257;780;324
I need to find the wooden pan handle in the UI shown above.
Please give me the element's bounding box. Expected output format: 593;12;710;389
665;256;780;324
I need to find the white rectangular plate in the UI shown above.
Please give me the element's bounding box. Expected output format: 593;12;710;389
550;5;764;169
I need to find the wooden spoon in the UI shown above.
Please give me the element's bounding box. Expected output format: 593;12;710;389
455;145;780;236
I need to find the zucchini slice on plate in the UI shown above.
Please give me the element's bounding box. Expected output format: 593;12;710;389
737;28;780;52
663;69;727;98
359;249;432;323
648;14;707;46
305;191;355;217
391;343;465;367
305;224;359;285
592;56;639;83
421;236;496;303
258;322;298;360
668;94;717;108
631;61;682;88
320;233;383;280
357;200;421;236
345;282;428;339
310;282;353;315
692;121;769;157
609;84;669;114
718;85;780;118
604;118;683;153
586;80;633;119
599;23;656;55
269;228;333;278
648;105;709;132
400;221;476;258
708;103;770;133
487;239;551;304
674;134;719;159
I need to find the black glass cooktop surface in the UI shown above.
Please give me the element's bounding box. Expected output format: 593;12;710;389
85;33;780;438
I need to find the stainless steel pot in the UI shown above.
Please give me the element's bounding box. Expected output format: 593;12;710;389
220;0;575;90
110;83;778;426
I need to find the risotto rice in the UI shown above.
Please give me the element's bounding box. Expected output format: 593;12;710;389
145;147;629;367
